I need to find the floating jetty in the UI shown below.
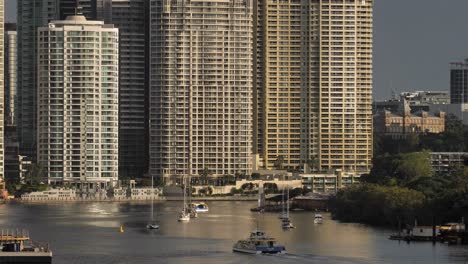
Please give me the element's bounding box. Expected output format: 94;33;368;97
0;229;52;263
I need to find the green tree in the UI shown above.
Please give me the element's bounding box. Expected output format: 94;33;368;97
397;151;433;185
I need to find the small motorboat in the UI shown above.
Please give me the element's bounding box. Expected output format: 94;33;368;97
146;223;160;230
314;214;323;224
191;202;209;213
281;218;295;229
233;230;286;254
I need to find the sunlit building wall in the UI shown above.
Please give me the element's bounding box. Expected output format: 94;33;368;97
149;0;253;180
255;0;373;173
37;16;119;185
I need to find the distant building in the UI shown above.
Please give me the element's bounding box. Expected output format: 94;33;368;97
5;23;17;127
430;152;466;175
374;91;449;115
4;126;19;184
17;0;59;160
428;103;468;125
374;100;445;138
37;15;119;187
301;170;360;194
0;0;4;182
400;91;450;106
450;60;468;104
18;155;31;183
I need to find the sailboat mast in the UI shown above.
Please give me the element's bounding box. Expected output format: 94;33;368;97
286;186;289;218
151;176;154;221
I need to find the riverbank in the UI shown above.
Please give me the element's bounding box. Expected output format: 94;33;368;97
5;195;258;203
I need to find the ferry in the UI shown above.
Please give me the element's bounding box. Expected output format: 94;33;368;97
233;230;286;255
190;202;209;213
0;230;52;264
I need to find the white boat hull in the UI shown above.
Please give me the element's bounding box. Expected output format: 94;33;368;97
233;247;286;255
147;224;160;229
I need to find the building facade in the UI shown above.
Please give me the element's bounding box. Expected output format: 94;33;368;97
430;152;467;175
17;0;59;160
374;101;446;138
149;0;253;180
5;23;17;127
58;0;112;21
37;15;119;185
255;0;373;173
0;0;4;181
110;0;149;178
18;0;149;178
400;91;450;106
301;170;360;194
450;60;468;104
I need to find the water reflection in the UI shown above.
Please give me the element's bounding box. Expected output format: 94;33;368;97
0;201;467;264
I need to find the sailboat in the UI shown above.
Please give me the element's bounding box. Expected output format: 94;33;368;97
278;188;287;219
187;178;198;218
281;187;295;229
147;176;160;229
178;176;190;222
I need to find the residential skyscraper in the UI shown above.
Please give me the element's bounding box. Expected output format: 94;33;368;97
18;0;149;178
110;0;149;178
450;60;468;104
255;0;373;173
58;0;112;21
4;23;19;184
17;0;59;160
5;23;17;127
149;0;253;180
37;15;119;185
0;0;4;181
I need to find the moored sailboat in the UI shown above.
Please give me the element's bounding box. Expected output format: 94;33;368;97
178;176;191;222
147;176;160;229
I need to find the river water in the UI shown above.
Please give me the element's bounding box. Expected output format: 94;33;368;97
0;201;467;264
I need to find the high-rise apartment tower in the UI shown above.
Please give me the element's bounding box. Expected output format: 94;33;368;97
37;15;119;185
0;0;4;181
5;23;17;127
149;0;253;180
450;60;468;104
17;0;59;160
255;0;373;173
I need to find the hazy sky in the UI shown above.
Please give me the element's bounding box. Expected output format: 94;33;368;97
5;0;468;100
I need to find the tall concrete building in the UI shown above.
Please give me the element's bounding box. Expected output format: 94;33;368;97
450;60;468;104
110;0;149;178
149;0;253;180
255;0;373;173
60;0;150;178
5;23;17;127
4;23;19;184
58;0;112;21
37;15;119;186
18;0;149;178
0;0;4;181
17;0;59;160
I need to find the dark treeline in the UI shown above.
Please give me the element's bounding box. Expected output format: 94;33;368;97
331;115;468;227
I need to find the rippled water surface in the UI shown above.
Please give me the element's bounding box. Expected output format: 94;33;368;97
1;201;467;264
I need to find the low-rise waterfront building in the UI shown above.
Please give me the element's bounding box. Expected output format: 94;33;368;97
301;170;360;194
21;188;77;201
